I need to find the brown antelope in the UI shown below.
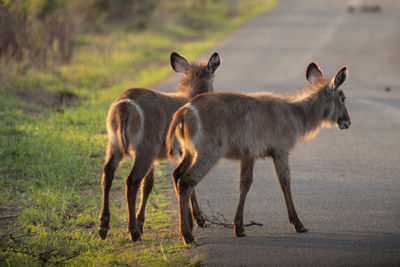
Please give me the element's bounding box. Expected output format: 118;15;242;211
99;52;221;241
167;62;350;244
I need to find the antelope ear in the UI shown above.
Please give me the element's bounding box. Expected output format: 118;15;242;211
171;52;190;73
306;62;323;83
207;52;221;73
332;66;348;89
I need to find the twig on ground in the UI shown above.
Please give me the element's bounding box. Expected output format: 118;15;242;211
2;247;55;263
0;215;17;220
0;227;25;240
2;248;35;258
244;220;263;227
55;252;80;264
216;211;228;223
206;217;234;228
10;233;37;240
37;249;55;257
37;249;55;262
204;200;263;229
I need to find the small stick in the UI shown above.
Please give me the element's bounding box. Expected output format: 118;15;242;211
10;233;36;240
2;247;56;263
37;249;55;263
0;227;25;240
0;215;17;220
205;218;263;228
38;249;55;256
216;212;228;223
55;252;80;264
204;200;263;228
244;220;263;227
205;217;234;228
3;248;35;257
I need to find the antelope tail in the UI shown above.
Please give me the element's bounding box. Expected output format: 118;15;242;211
112;99;144;156
115;104;133;155
166;106;186;160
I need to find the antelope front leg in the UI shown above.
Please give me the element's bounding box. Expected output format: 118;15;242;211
234;159;254;237
272;151;308;233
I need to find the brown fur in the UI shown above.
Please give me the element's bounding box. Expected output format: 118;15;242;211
167;62;350;244
98;52;221;241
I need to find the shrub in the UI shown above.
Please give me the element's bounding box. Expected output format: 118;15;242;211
0;0;89;67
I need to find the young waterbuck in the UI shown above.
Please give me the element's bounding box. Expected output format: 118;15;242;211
167;62;350;244
99;52;221;241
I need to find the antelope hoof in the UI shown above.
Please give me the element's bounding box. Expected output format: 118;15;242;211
129;228;142;242
292;223;308;233
195;218;207;228
99;227;108;240
137;221;144;234
236;232;246;237
234;225;245;237
182;233;195;244
296;227;309;233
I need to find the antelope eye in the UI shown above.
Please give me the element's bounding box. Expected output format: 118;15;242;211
340;96;346;102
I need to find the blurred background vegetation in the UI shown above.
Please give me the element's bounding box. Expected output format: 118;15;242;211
0;0;274;107
1;0;263;68
0;0;275;265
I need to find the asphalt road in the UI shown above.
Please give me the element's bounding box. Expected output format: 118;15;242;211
157;0;400;266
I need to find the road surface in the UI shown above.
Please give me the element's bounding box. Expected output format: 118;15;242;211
157;0;400;265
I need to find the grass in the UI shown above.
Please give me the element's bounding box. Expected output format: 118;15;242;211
0;0;276;265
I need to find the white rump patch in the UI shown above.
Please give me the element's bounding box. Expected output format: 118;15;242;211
184;103;202;145
114;98;145;147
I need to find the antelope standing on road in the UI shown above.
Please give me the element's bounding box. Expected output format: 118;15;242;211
167;62;350;244
99;52;221;241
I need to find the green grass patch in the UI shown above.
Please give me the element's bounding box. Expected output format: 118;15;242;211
0;0;276;265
